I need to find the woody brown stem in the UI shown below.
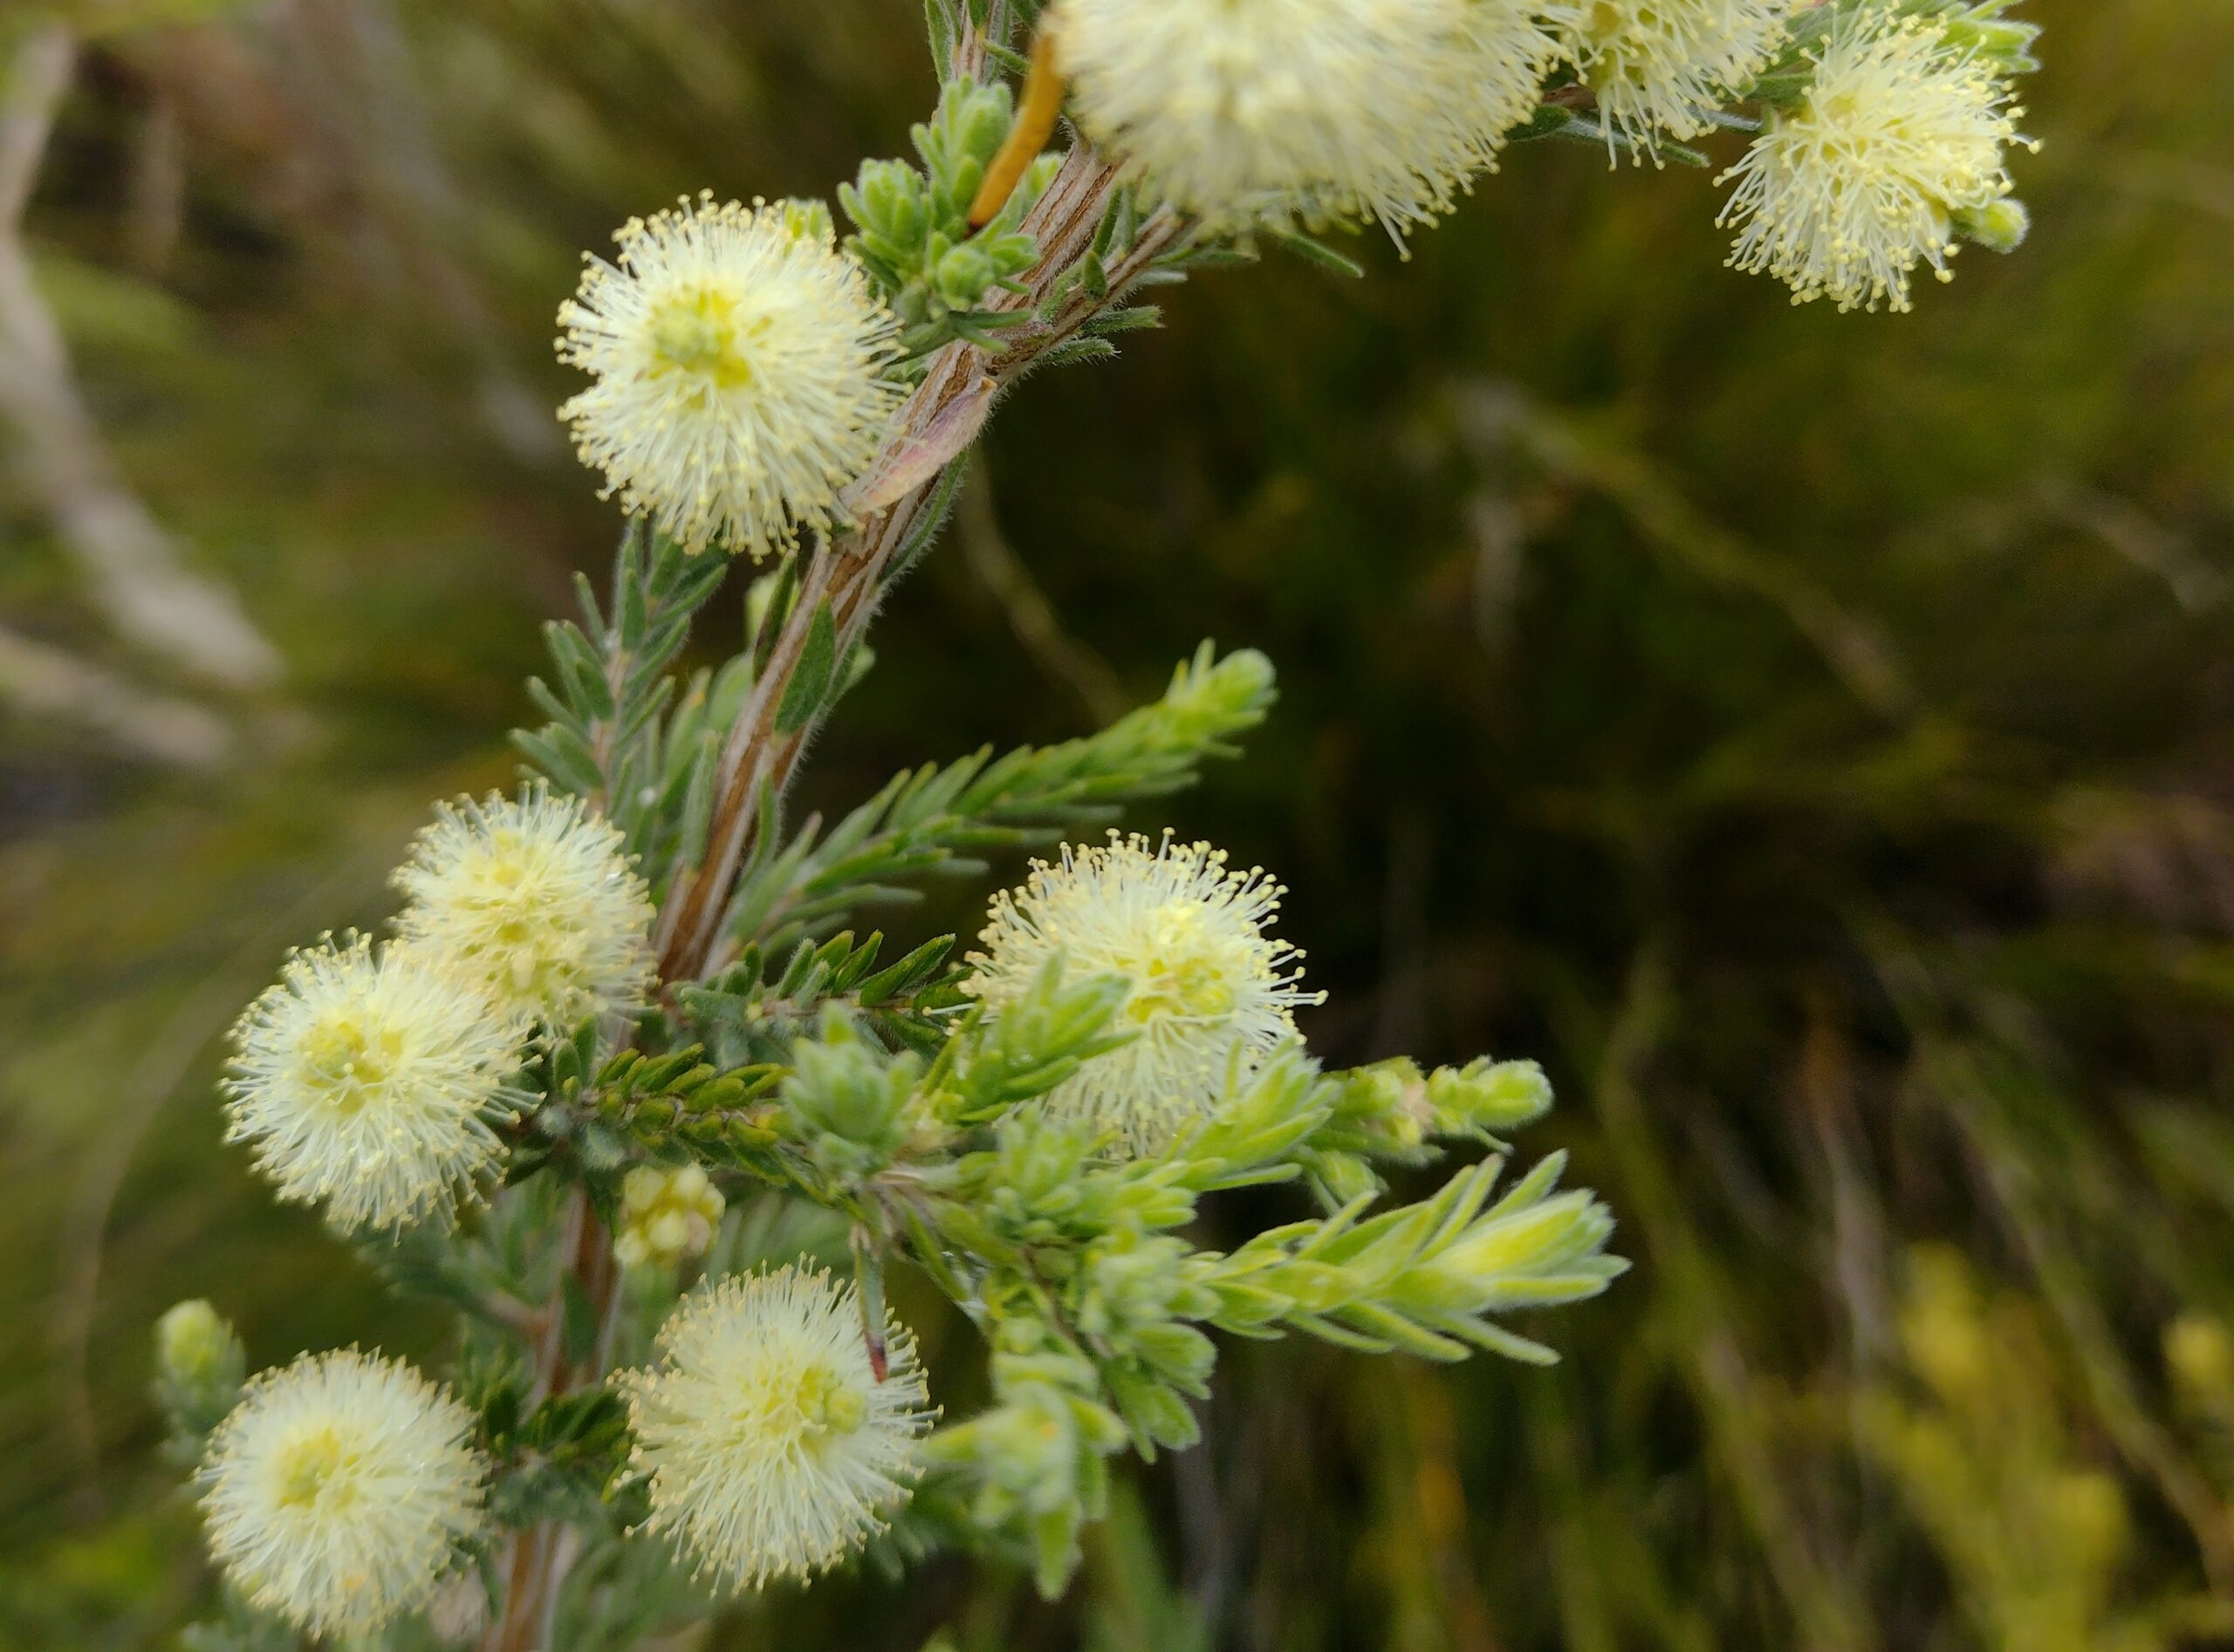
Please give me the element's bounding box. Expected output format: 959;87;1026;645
654;146;1174;987
487;140;1179;1652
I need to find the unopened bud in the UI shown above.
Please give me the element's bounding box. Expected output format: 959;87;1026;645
1941;11;2042;72
1428;1057;1552;1134
158;1299;231;1384
153;1299;245;1450
1954;196;2030;254
934;243;998;308
614;1162;724;1270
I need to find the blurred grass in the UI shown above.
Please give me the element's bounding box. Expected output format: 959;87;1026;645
3;0;2232;1646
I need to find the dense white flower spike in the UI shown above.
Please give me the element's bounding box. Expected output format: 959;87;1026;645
613;1162;725;1269
200;1349;487;1639
621;1266;932;1590
966;832;1321;1155
1050;0;1559;236
1717;9;2025;312
1554;0;1788;158
394;787;654;1028
557;194;901;556
224;937;520;1230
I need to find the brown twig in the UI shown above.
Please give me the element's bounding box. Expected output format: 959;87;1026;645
485;139;1181;1652
654;147;1173;985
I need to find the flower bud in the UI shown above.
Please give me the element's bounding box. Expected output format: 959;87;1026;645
1939;7;2043;73
1427;1057;1552;1135
934;243;999;309
1954;196;2031;253
158;1299;237;1388
781;1011;919;1181
614;1163;725;1270
154;1299;245;1448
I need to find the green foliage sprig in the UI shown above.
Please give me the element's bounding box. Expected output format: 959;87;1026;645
841;77;1059;364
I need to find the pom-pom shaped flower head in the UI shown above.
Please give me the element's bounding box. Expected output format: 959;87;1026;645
1554;0;1789;158
224;937;521;1230
200;1349;487;1640
1050;0;1559;236
557;194;901;557
621;1266;932;1590
1717;9;2027;312
966;832;1321;1155
394;787;654;1029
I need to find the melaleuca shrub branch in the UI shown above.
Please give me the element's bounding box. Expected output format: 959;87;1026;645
149;0;2046;1644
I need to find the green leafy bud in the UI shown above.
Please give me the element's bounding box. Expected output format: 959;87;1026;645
934;243;1000;309
153;1299;245;1459
1427;1057;1553;1136
1074;1230;1199;1346
916;78;1017;213
1954;196;2031;254
1148;644;1276;751
949;962;1129;1124
779;1008;921;1181
839;78;1047;353
1933;0;2044;73
1401;1154;1627;1318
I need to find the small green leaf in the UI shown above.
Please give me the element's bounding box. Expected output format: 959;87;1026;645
1268;229;1366;278
775;601;839;735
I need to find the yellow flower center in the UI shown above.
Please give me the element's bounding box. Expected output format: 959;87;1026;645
1119;901;1245;1024
648;284;760;388
298;1015;402;1111
1582;0;1631;44
793;1363;868;1442
272;1424;358;1511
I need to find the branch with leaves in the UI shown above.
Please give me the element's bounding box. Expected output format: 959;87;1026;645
139;0;2049;1645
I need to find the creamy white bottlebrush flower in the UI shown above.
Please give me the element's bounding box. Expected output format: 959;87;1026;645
224;937;521;1230
1717;8;2026;312
200;1349;487;1639
1555;0;1788;157
394;787;654;1027
621;1266;932;1590
966;832;1321;1155
1049;0;1559;235
557;194;901;556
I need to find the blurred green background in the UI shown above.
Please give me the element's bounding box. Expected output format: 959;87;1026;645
4;0;2233;1646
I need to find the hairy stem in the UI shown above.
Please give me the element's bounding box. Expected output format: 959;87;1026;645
657;146;1175;984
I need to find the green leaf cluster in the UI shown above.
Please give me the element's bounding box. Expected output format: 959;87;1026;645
840;78;1057;361
725;641;1277;952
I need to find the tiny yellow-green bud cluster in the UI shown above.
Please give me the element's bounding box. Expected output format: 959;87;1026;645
621;1266;933;1590
558;193;901;557
614;1163;725;1269
199;1350;487;1640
